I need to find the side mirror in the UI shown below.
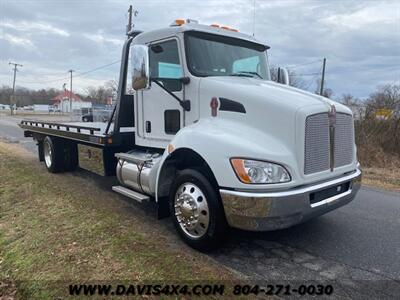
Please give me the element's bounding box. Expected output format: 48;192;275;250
277;67;290;85
132;44;150;91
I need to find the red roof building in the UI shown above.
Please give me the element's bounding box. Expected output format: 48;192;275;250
52;90;82;103
51;91;91;113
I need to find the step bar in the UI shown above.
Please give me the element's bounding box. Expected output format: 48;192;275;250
115;153;152;165
112;185;150;203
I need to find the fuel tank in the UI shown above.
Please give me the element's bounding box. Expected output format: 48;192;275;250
116;150;162;196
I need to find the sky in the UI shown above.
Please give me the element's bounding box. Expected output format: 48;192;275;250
0;0;399;99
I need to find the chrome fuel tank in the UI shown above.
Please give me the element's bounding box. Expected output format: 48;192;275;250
116;150;162;196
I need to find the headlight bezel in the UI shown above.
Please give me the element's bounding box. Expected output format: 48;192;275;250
230;157;292;184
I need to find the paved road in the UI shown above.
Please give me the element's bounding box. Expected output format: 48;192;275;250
211;186;400;298
0;114;37;152
1;114;399;298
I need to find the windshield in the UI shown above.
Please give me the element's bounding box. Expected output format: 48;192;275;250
185;31;270;80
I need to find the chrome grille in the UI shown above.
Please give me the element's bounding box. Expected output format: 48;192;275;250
304;112;353;175
304;113;330;174
334;113;354;168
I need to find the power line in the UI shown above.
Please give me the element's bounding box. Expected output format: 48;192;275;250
18;75;71;84
303;74;320;91
16;60;121;85
290;72;321;77
74;60;121;78
287;59;323;69
30;70;69;77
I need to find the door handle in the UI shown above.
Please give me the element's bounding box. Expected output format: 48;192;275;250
145;121;151;133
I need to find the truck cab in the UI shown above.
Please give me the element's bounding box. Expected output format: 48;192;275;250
21;19;361;250
131;21;270;149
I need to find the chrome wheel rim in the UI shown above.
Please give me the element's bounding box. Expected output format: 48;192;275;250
174;183;210;239
44;140;52;168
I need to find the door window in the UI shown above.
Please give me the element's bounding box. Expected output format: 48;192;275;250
150;40;183;91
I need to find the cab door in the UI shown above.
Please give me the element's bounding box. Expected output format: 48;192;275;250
137;38;184;148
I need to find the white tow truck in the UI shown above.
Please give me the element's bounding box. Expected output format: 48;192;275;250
20;18;361;250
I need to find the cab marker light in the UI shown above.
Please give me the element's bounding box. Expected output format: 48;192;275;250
172;19;185;26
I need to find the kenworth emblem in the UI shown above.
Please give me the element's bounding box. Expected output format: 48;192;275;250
328;104;336;171
328;104;337;125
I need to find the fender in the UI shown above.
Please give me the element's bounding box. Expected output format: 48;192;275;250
155;118;297;202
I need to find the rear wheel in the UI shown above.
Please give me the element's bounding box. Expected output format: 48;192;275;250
170;169;227;251
43;136;78;173
43;136;61;173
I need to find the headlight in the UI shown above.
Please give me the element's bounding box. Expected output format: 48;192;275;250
230;158;291;184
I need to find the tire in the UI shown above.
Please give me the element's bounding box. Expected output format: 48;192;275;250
37;141;45;162
43;137;78;173
169;169;228;251
43;136;63;173
64;142;78;171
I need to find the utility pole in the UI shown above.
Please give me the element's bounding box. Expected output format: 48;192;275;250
9;62;23;115
319;58;326;96
68;69;74;117
126;5;133;36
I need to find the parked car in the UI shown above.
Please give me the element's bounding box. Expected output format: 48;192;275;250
82;113;94;122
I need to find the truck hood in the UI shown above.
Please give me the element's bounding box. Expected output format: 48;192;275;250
199;76;350;113
197;77;354;176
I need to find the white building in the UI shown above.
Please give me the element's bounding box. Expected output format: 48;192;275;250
33;104;50;112
51;91;92;113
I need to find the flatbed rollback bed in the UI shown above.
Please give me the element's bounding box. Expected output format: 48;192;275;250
20;119;135;176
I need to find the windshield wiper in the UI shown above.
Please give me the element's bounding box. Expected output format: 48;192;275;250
234;71;263;79
229;73;253;78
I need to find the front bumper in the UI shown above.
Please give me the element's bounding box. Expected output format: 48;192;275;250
220;168;362;231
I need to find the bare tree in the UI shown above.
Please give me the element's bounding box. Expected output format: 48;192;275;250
339;93;359;106
84;84;114;105
270;65;306;89
354;83;400;167
104;80;118;99
313;78;334;99
367;83;400;110
0;85;61;106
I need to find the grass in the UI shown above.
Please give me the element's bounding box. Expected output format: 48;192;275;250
361;167;400;192
0;142;235;299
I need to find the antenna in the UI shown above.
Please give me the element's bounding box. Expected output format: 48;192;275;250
319;58;327;96
252;0;256;36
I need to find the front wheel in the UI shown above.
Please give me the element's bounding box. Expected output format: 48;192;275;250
169;169;228;251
